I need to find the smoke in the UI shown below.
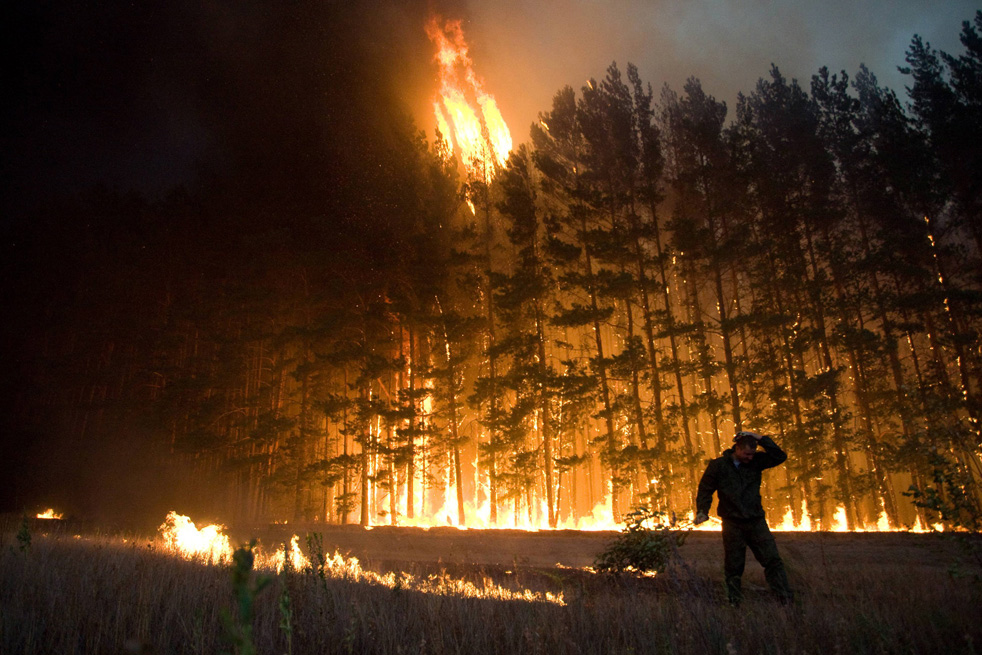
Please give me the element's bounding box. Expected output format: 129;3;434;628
464;0;979;138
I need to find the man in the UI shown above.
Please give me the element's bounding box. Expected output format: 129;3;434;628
695;430;793;605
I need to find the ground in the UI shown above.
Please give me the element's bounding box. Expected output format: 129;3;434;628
4;515;981;654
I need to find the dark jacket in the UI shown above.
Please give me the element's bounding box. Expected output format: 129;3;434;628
696;436;787;521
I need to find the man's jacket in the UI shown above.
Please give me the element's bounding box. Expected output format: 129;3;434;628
696;436;787;521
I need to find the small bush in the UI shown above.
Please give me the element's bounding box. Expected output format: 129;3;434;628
594;507;689;575
16;518;31;553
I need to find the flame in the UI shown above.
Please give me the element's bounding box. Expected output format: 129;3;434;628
158;511;315;571
150;513;559;602
831;505;850;532
772;502;812;532
697;501;938;533
158;511;233;563
425;15;512;183
912;515;945;533
312;549;564;604
394;492;621;532
36;508;63;520
270;534;311;573
156;496;936;547
556;500;620;531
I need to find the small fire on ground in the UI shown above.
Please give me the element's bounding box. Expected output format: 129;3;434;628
158;511;308;572
692;502;942;533
156;511;565;605
36;509;64;520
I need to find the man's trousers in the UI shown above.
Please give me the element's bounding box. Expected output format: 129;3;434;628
721;517;793;604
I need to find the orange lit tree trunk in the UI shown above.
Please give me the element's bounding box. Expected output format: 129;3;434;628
359;381;371;527
432;300;474;527
406;325;418;520
467;177;506;525
497;146;559;527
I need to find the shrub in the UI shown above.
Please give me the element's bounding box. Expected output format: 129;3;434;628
16;518;31;553
594;508;690;576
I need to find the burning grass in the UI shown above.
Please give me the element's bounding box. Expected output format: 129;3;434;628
2;514;979;654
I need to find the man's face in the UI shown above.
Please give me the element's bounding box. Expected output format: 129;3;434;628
734;442;757;464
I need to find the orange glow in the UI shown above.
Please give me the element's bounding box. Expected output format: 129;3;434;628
766;502;941;533
425;15;512;183
306;548;564;604
381;490;936;532
36;508;63;520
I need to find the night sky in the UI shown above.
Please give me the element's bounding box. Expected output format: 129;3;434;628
2;1;444;211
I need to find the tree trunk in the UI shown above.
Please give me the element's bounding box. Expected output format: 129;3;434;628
359;382;370;527
646;199;697;492
407;326;417;520
580;212;621;521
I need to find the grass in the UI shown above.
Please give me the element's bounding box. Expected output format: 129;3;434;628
1;517;980;654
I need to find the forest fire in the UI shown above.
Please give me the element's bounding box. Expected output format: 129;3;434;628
764;503;940;533
6;4;982;652
396;497;621;532
5;8;977;544
425;15;512;183
132;28;976;537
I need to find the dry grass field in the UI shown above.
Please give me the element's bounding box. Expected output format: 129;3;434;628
2;515;980;654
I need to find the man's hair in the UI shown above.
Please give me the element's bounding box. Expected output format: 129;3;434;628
734;433;758;449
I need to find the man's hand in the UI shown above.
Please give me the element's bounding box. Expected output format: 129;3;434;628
736;430;762;441
694;511;709;525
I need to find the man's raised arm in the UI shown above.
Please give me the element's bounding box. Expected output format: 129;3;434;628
740;430;786;469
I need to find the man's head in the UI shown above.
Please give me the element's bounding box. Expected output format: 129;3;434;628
732;433;758;464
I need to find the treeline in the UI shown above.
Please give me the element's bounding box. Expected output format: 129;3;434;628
5;13;982;529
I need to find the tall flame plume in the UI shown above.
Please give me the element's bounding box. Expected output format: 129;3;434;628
425;15;512;183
